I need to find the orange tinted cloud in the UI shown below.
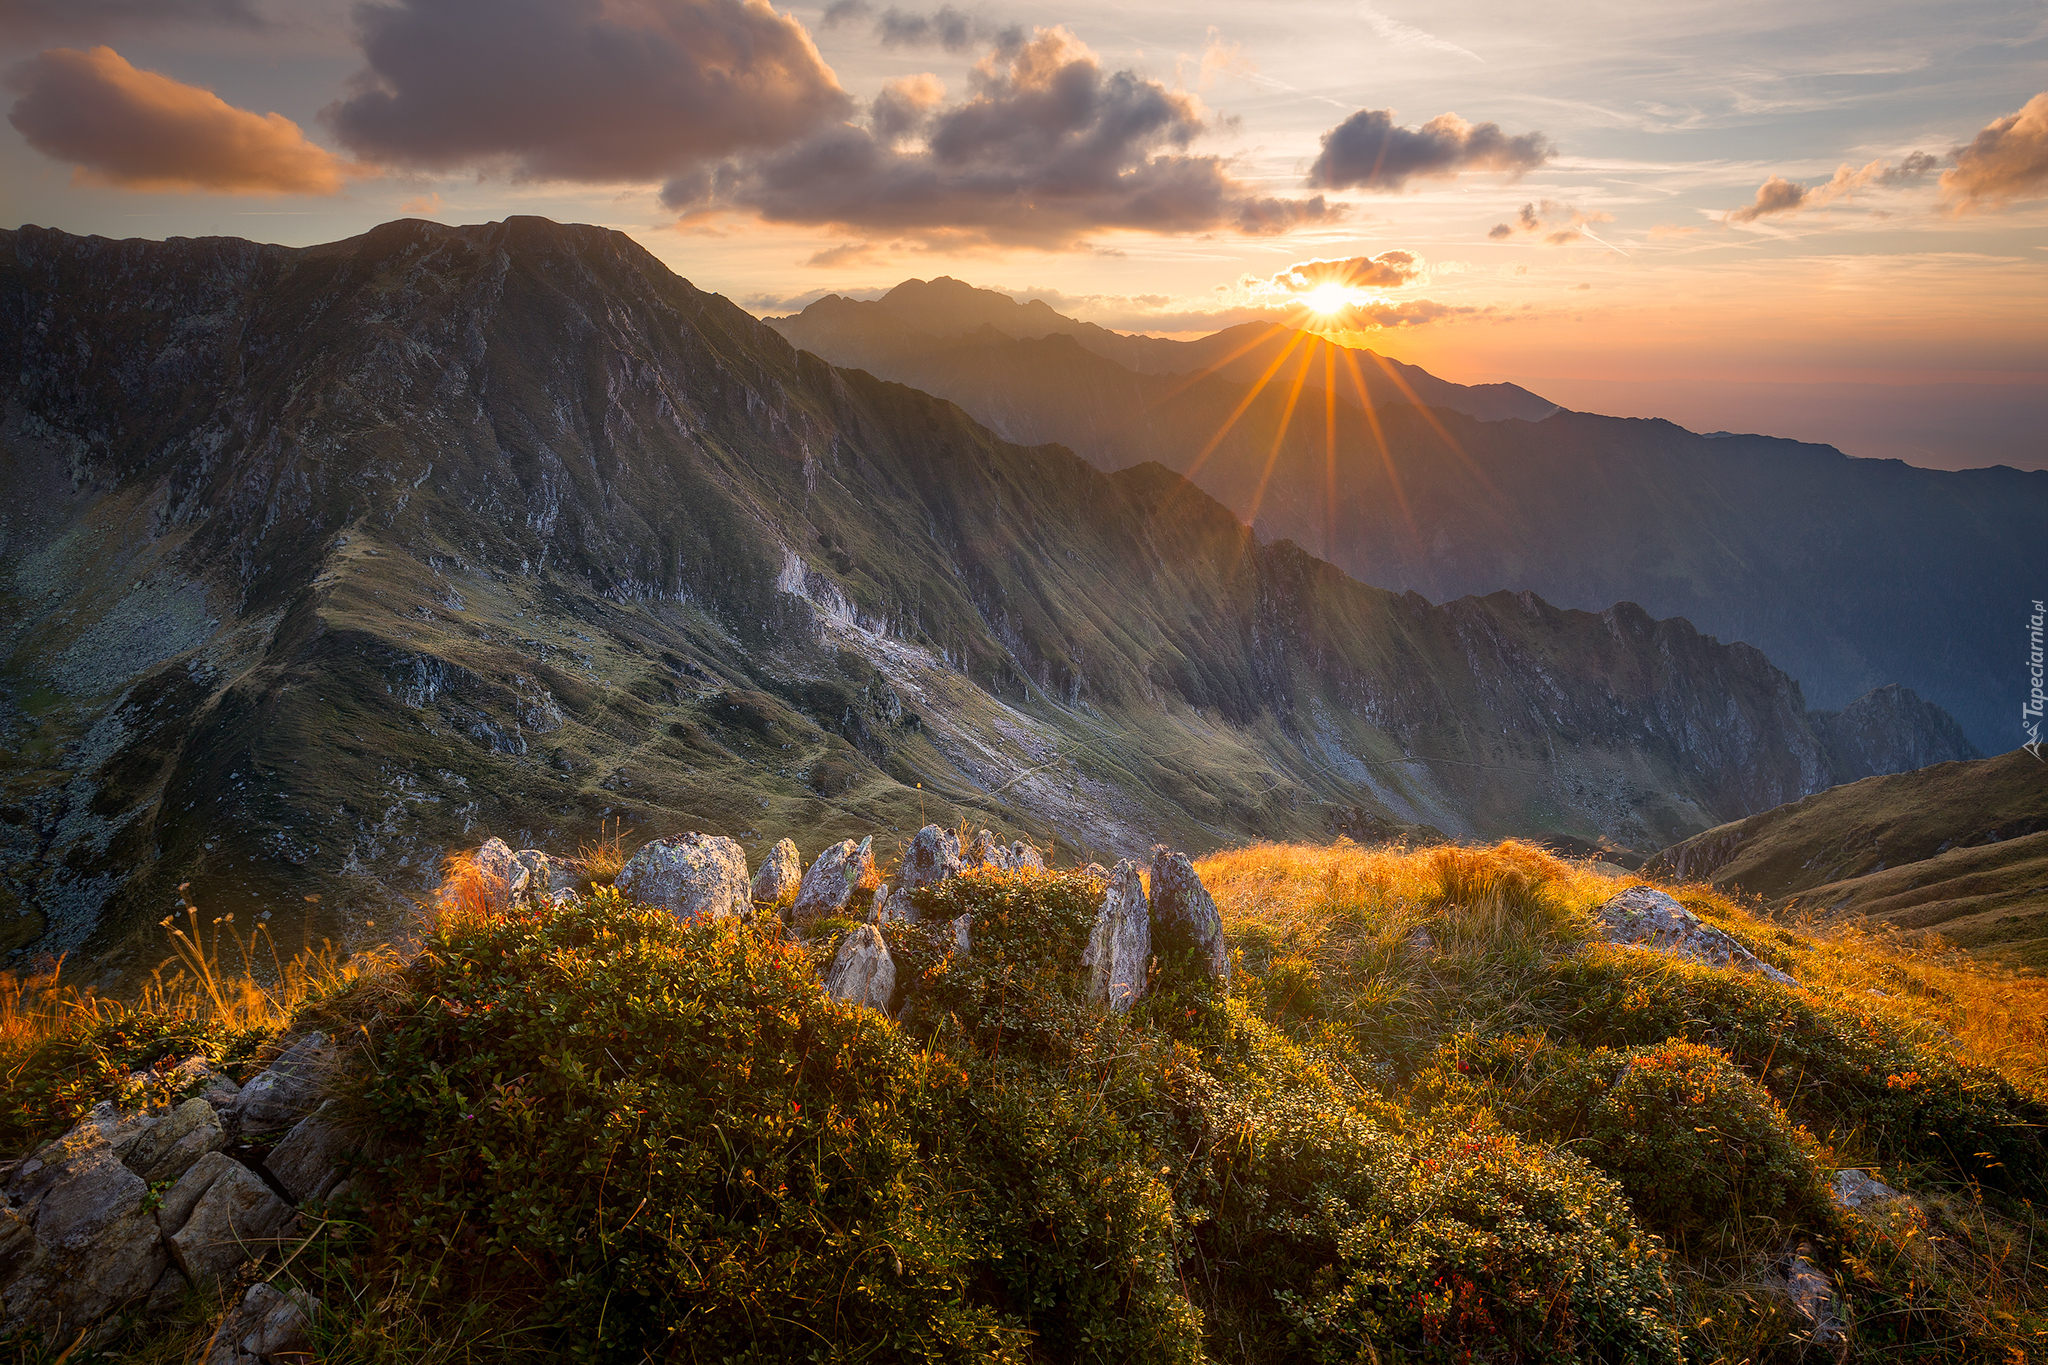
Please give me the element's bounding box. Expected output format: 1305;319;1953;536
1942;92;2048;212
7;46;364;195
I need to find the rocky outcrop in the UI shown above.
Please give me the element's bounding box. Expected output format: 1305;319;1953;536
615;833;751;922
512;848;581;903
1;1034;355;1337
207;1281;318;1365
1083;860;1149;1012
898;825;963;896
823;924;895;1011
751;838;804;906
791;837;875;924
1812;684;1980;783
1148;848;1230;984
472;838;531;911
1593;887;1800;987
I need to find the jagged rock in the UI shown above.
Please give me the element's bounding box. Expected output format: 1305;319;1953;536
167;1158;291;1290
964;830;1009;870
751;838;803;906
1008;841;1045;872
1083;861;1149;1012
872;884;907;925
791;837;875;924
1832;1168;1905;1210
206;1281;318;1365
823;924;895;1011
232;1033;338;1136
1781;1241;1846;1347
473;837;531;910
1;1113;167;1330
615;832;750;922
158;1152;233;1237
1594;886;1800;987
1148;847;1231;984
513;848;581;902
128;1096;226;1184
950;913;973;958
898;825;963;898
264;1101;351;1204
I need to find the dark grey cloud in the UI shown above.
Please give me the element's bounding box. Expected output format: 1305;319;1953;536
1307;107;1551;191
324;0;849;181
668;28;1331;247
0;0;260;45
822;1;1021;55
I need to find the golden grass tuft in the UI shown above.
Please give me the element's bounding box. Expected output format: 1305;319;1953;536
575;816;630;890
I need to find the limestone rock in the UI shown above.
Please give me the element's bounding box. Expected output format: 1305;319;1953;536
615;833;750;922
751;838;803;906
231;1033;338;1136
1832;1168;1905;1211
791;837;874;924
823;924;896;1011
1594;886;1800;987
964;830;1009;870
872;884;907;925
207;1281;318;1365
1083;860;1150;1012
128;1096;226;1184
1148;847;1230;984
514;848;581;902
950;913;973;959
1007;841;1045;872
472;837;531;911
264;1101;352;1204
898;825;963;898
168;1159;292;1290
157;1152;234;1238
1;1114;167;1330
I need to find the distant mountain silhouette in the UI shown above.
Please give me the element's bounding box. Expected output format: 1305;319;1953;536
769;281;2039;753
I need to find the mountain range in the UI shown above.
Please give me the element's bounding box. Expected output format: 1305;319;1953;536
769;279;2038;754
0;218;1975;976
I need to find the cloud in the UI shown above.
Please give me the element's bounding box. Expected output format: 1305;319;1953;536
1725;152;1945;224
1358;4;1481;62
805;240;883;267
1268;250;1423;291
1941;92;2048;211
1487;199;1612;244
0;0;260;45
1306;107;1550;191
324;0;848;182
823;1;1022;55
871;71;944;142
7;45;364;193
669;27;1333;248
1110;297;1483;333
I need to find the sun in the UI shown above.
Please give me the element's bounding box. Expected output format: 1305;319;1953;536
1301;282;1352;315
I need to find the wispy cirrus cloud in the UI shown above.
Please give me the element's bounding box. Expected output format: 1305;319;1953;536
6;45;366;194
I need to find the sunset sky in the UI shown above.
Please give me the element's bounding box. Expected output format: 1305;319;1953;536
4;0;2044;467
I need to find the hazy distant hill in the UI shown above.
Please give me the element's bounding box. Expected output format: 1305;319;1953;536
0;219;1968;974
768;281;2038;754
1651;749;2048;964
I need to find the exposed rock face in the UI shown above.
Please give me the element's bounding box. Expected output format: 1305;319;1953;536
1148;847;1230;984
513;848;581;902
473;837;531;910
751;838;804;906
207;1280;317;1365
231;1033;339;1136
964;830;1009;870
898;825;963;897
1083;861;1150;1012
128;1096;226;1183
823;924;896;1011
950;913;972;959
1593;886;1800;987
1;1115;167;1329
1008;842;1046;872
1832;1168;1905;1211
1812;684;1981;782
792;837;875;923
264;1102;351;1204
615;833;750;922
872;884;906;924
168;1158;292;1290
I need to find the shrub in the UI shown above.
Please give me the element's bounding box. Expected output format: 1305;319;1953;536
1459;1034;1832;1255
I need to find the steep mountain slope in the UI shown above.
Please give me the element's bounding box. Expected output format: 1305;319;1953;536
0;218;1965;977
767;283;2037;754
1650;750;2048;963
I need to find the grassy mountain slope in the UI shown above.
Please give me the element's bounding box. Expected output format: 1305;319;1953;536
767;283;2036;754
0;218;1966;978
1651;750;2048;963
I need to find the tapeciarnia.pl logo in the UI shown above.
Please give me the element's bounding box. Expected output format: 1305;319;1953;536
2027;599;2045;761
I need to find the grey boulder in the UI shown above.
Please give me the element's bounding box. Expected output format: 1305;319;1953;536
1148;847;1230;984
898;825;962;897
1083;860;1150;1012
615;832;751;922
513;848;581;903
128;1096;227;1184
1;1116;167;1330
167;1158;292;1290
1594;886;1800;987
791;837;874;924
751;838;804;907
823;924;896;1012
264;1101;353;1204
207;1280;318;1365
232;1033;339;1136
472;837;531;910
